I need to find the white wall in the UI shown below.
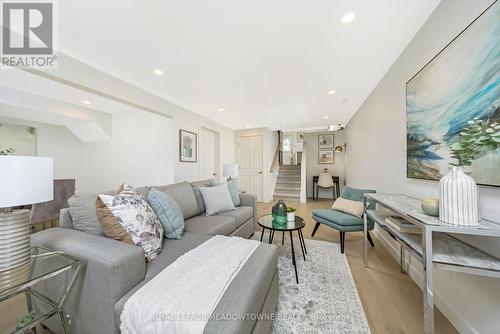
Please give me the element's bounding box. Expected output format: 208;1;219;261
173;114;234;183
0;111;174;194
304;131;345;199
19;55;236;185
345;1;500;332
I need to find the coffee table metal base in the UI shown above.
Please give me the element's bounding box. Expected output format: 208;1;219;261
260;227;307;283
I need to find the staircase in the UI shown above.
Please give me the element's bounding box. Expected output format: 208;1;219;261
273;165;301;202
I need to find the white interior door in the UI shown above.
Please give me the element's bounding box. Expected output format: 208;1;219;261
200;127;219;180
238;135;263;201
282;134;295;165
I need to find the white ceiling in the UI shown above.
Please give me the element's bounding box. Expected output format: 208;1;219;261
53;0;440;130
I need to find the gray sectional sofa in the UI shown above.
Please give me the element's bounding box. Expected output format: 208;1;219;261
31;180;279;334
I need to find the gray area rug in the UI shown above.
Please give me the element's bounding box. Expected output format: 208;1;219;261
256;235;371;333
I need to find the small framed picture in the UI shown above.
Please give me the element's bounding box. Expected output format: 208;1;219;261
297;132;304;143
179;129;197;162
318;150;334;164
318;134;334;149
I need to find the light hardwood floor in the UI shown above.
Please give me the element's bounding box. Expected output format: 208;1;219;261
257;199;458;334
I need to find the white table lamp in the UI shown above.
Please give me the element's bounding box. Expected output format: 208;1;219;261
223;164;239;181
0;156;54;274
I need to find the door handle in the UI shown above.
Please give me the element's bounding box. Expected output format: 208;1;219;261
259;171;262;174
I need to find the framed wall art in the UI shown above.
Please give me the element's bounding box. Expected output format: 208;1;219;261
318;134;334;149
179;129;197;162
406;2;499;186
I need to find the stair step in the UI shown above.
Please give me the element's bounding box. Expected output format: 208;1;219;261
275;188;300;193
273;192;300;197
275;183;300;187
277;175;300;179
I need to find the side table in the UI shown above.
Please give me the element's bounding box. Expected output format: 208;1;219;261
0;246;82;334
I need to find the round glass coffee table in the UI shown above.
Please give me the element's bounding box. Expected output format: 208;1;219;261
257;214;307;284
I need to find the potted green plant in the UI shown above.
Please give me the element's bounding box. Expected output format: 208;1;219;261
287;207;296;222
0;148;15;155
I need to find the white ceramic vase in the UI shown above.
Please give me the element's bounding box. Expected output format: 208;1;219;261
439;166;479;226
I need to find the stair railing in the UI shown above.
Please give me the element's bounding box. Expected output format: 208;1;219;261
270;142;281;173
300;145;307;203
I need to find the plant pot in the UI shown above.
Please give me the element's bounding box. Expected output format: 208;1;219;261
439;166;479;226
287;212;295;222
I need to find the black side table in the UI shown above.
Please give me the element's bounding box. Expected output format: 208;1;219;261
257;215;307;283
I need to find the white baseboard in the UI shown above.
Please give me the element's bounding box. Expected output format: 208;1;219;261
372;226;478;334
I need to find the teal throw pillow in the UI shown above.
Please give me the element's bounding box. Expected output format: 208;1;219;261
147;188;184;239
210;180;240;207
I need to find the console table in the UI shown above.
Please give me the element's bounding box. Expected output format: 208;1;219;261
312;175;340;200
362;193;500;334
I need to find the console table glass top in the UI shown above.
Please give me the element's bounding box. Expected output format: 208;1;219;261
365;193;500;235
0;247;81;334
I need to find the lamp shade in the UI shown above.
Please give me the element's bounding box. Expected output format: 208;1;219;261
223;164;239;178
0;156;54;208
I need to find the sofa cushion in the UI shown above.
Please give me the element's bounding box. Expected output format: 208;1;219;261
210;180;241;207
218;206;253;228
312;208;363;226
190;180;212;214
96;184;163;262
68;194;104;236
199;184;235;216
184;215;236;236
227;180;241;207
154;182;200;219
114;232;213;328
147;189;184;239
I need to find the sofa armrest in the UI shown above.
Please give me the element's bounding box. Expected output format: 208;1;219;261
31;228;146;333
239;193;257;223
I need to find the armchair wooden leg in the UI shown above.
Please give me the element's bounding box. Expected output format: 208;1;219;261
367;231;375;247
311;222;321;237
340;232;345;254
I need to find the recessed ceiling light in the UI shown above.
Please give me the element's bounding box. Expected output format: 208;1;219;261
218;108;225;112
153;69;164;76
245;124;250;128
82;100;91;105
323;116;329;119
328;90;336;95
341;12;355;24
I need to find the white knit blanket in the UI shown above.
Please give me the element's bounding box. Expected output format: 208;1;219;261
120;235;260;334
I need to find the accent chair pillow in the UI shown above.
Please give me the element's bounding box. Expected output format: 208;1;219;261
96;184;163;262
209;180;241;207
199;183;236;216
147;188;184;239
331;197;364;217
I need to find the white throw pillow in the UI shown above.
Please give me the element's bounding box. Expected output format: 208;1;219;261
331;197;364;217
199;183;236;216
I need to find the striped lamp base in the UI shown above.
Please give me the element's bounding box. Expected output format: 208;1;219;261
439;166;479;226
0;210;31;274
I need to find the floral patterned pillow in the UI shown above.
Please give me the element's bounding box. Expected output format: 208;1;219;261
96;184;163;262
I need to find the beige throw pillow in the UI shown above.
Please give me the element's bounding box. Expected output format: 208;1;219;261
332;197;364;217
96;184;163;262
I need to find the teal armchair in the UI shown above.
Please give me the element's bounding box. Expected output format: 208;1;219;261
311;187;376;254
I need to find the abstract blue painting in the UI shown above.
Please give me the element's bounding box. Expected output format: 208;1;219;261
407;1;500;186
